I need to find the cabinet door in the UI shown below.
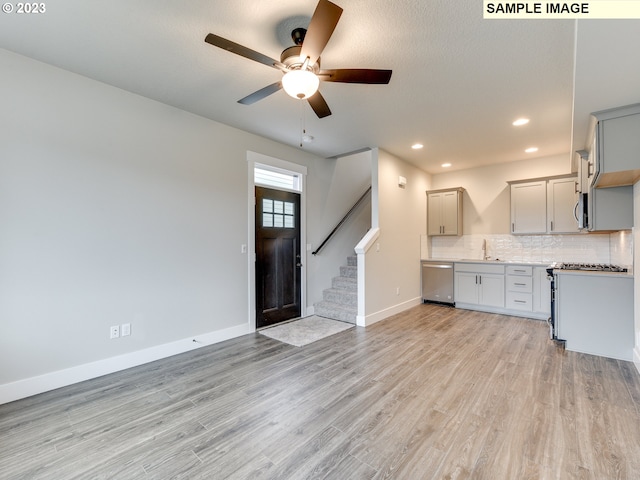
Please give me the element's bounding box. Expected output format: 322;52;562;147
478;274;505;308
441;191;460;235
548;178;579;233
511;181;546;234
427;192;443;235
455;272;479;305
533;266;551;314
599;113;640;175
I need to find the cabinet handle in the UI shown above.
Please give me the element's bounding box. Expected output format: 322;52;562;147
588;161;594;177
514;269;526;273
511;223;515;233
479;276;482;285
574;181;579;194
514;300;527;304
514;282;526;286
550;221;554;231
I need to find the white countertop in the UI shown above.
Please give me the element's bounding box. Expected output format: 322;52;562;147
421;258;550;267
421;258;634;277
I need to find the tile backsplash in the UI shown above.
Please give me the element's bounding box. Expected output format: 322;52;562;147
424;231;633;267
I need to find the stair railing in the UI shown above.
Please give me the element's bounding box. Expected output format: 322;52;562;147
312;186;372;256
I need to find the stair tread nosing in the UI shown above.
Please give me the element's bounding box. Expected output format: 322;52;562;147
315;301;357;324
332;276;357;291
339;265;357;278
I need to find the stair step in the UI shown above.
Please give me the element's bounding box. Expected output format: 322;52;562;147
332;276;357;291
339;265;357;278
314;301;357;324
323;288;357;306
347;255;357;267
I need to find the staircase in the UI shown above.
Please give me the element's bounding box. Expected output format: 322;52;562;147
314;255;358;324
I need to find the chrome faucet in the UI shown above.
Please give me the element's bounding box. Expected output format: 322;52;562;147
482;239;489;260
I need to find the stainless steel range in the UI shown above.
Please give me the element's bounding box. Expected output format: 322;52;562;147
553;262;628;272
545;262;629;342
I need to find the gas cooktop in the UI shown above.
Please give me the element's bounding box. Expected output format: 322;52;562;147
553;262;628;272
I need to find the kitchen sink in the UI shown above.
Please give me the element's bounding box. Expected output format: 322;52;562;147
458;258;504;262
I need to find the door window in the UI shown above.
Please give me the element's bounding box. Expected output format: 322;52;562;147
262;199;295;229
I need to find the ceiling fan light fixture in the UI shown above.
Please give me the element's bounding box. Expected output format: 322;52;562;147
282;69;320;100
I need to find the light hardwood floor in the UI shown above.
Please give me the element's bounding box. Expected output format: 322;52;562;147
2;304;640;479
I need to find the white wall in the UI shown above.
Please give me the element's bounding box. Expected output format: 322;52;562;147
634;181;640;373
427;154;632;265
305;151;372;308
0;49;338;402
361;149;431;325
430;154;570;234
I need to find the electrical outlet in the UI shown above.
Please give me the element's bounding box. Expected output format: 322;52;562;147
121;323;131;337
110;325;120;339
396;287;400;295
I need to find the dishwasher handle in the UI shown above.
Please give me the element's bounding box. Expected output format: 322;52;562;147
422;263;453;269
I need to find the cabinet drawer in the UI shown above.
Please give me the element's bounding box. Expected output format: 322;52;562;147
454;263;505;275
506;292;533;311
506;275;533;293
506;265;532;276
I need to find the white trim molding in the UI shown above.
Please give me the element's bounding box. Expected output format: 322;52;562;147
0;323;253;405
355;228;380;326
247;151;308;329
357;297;422;327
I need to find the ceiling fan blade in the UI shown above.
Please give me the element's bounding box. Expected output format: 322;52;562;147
205;33;282;70
237;82;283;105
307;91;332;118
319;69;393;84
300;0;343;66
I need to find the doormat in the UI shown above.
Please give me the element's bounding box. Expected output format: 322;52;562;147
259;316;354;347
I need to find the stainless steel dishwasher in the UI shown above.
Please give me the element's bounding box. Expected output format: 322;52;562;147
421;261;454;305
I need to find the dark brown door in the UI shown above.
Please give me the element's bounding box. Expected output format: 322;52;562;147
255;186;301;328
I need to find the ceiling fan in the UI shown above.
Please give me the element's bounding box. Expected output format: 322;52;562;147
204;0;392;119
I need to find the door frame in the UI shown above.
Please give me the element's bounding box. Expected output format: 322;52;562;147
247;151;307;330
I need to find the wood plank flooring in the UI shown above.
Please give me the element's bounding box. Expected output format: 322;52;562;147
2;304;640;479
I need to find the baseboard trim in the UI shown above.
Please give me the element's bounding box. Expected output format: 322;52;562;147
356;297;421;327
0;323;254;405
455;303;548;321
634;347;640;375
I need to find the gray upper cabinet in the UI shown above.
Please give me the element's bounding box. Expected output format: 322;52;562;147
591;103;640;188
510;181;547;234
547;177;580;233
509;175;579;235
575;118;634;232
427;187;464;236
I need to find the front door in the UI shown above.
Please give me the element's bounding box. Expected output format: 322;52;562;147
255;186;301;328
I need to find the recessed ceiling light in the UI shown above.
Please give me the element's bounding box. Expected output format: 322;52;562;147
513;118;530;126
441;163;452;168
525;147;538;153
411;143;424;150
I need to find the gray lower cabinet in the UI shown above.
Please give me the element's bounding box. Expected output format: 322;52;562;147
454;262;549;320
454;263;505;310
555;271;633;361
505;265;533;312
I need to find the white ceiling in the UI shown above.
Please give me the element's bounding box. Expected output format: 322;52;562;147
0;1;597;173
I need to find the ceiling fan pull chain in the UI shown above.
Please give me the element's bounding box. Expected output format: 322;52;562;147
300;101;305;147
